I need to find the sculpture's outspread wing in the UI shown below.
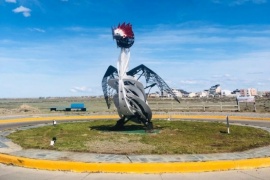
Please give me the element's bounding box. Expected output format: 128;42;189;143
127;64;180;103
102;65;119;108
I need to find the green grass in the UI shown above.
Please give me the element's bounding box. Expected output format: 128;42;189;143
7;120;270;155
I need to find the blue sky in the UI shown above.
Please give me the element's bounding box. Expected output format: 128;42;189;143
0;0;270;98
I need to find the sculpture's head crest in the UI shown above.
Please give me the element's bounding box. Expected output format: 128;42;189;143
112;22;134;48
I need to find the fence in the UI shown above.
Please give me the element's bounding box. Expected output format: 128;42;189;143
148;102;240;112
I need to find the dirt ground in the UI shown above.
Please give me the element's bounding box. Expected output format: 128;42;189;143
0;104;40;115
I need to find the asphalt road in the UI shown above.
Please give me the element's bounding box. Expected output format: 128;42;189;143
0;120;79;131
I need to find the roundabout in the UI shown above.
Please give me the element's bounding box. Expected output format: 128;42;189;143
1;113;270;173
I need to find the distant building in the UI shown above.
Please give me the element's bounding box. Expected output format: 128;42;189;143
209;84;221;96
160;91;169;97
188;92;196;98
204;90;209;96
231;89;241;97
240;88;257;96
171;88;183;97
148;92;160;98
250;88;258;96
178;89;190;97
197;91;208;97
221;90;232;96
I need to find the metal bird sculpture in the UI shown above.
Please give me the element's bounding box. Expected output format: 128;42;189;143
102;22;179;130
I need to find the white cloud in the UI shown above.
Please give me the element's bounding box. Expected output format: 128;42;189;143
70;86;92;93
231;0;267;6
136;25;270;49
212;74;231;78
29;28;46;33
5;0;16;3
211;0;221;3
180;80;198;85
12;6;31;17
251;0;267;4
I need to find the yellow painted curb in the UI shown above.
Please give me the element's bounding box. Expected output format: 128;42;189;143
1;114;270;125
0;153;270;173
0;115;119;124
168;115;270;121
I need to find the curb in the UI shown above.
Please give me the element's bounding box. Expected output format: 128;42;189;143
1;153;270;173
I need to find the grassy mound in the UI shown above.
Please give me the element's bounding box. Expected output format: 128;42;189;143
7;120;270;154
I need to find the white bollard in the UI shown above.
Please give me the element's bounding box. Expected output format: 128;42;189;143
50;137;57;146
226;115;230;134
50;140;54;146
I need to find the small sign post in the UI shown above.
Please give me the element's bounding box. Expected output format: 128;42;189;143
226;115;230;134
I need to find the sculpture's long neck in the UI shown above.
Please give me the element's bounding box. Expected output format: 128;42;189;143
117;48;130;79
117;48;134;116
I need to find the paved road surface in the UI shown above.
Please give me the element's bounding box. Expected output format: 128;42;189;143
1;164;270;180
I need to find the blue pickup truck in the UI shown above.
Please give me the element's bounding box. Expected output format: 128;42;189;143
50;103;86;111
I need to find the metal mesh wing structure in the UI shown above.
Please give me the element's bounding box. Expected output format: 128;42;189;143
127;64;180;103
102;65;119;109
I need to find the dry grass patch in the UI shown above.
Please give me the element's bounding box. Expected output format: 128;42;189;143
86;136;155;154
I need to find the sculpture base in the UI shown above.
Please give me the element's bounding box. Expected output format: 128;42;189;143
111;117;154;133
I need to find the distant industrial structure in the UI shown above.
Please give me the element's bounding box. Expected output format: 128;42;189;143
209;84;221;96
